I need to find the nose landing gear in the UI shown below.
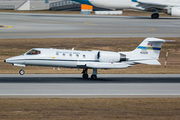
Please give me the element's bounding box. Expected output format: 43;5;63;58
19;67;25;75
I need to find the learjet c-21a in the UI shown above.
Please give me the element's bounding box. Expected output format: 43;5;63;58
72;0;180;19
4;38;174;80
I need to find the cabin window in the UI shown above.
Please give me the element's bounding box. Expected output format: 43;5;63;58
76;54;79;57
27;50;41;55
83;55;86;58
69;54;72;57
63;53;65;56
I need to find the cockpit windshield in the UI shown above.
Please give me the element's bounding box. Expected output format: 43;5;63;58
26;50;41;55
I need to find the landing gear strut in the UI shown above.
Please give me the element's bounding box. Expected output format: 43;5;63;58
82;68;88;79
19;67;25;75
82;68;98;80
151;13;159;19
91;75;97;80
91;68;97;80
83;74;88;79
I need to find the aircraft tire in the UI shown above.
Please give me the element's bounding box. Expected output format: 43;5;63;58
19;70;25;75
151;13;159;19
91;75;97;80
83;74;88;79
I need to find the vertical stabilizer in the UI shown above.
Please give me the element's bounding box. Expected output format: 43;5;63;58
17;0;30;10
131;37;174;60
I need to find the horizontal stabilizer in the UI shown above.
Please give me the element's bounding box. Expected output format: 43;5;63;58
134;60;161;65
86;63;131;69
148;39;176;43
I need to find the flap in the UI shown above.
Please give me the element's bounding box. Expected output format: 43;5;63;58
134;60;161;65
86;63;131;69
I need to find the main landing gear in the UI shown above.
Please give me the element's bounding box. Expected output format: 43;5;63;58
19;67;25;75
151;13;159;19
82;68;97;80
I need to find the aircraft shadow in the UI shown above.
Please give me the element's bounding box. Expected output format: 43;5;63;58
0;77;180;83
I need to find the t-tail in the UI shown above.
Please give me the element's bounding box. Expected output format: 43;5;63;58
121;37;175;65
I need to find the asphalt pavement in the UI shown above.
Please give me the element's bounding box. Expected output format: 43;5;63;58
0;74;180;98
1;12;180;38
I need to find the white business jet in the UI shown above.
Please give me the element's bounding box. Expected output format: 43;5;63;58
73;0;180;19
4;38;173;79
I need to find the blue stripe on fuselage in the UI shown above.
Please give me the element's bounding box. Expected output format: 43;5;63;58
71;0;92;5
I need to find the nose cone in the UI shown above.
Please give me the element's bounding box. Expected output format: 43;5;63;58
5;55;26;65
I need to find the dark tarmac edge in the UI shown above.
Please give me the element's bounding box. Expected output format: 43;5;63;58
1;95;180;98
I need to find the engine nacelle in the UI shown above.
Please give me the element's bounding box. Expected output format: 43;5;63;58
97;51;127;62
167;7;180;17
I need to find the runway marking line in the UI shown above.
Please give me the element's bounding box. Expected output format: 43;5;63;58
1;33;179;37
0;25;12;29
84;21;156;32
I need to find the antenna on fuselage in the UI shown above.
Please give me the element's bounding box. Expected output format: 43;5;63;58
72;47;74;50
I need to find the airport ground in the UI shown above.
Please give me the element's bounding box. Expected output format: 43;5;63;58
0;9;171;17
0;98;180;120
1;37;180;119
0;12;180;120
1;12;180;38
0;37;180;74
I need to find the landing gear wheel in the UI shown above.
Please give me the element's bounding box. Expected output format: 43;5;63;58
151;13;159;19
19;70;25;75
91;75;97;80
82;74;88;79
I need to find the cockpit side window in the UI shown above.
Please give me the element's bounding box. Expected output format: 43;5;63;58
26;50;41;55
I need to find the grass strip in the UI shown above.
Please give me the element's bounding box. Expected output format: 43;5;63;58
0;98;180;120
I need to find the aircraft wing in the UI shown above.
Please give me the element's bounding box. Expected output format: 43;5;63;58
77;62;131;69
132;0;169;11
134;60;161;65
132;0;168;7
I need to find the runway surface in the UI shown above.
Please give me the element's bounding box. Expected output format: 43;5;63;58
1;12;180;38
0;74;180;98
